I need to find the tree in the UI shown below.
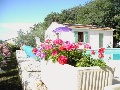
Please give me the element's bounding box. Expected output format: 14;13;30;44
0;40;2;44
15;23;45;47
43;0;120;47
15;0;120;47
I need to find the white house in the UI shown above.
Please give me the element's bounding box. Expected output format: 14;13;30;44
45;22;75;43
45;22;114;49
45;22;67;41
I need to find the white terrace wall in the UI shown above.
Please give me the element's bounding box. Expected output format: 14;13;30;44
41;60;115;90
88;30;113;49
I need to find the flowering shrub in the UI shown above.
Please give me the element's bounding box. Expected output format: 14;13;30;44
33;39;106;67
0;43;11;67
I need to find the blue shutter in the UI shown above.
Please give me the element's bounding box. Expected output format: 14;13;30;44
85;32;88;43
74;31;78;43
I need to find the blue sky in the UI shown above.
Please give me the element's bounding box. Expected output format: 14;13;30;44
0;0;92;40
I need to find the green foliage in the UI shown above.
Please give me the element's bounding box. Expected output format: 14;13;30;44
0;40;2;44
8;43;20;52
42;0;120;47
15;23;45;47
76;54;107;67
15;0;120;47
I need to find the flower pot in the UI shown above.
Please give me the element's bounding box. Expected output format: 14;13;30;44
41;60;115;90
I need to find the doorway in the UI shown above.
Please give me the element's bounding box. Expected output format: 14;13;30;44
78;32;84;42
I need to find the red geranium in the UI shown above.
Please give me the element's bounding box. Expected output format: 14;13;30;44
98;48;105;53
58;55;68;65
32;48;38;53
59;45;66;51
98;53;104;58
91;50;95;55
52;50;58;56
37;38;106;67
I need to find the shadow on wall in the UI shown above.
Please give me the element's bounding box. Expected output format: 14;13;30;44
113;78;120;85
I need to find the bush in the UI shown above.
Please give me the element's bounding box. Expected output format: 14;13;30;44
0;43;11;67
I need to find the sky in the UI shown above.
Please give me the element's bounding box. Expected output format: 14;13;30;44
0;0;92;40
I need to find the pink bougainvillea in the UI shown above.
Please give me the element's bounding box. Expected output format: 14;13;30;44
0;43;11;67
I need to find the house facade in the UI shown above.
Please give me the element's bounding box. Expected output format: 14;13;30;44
45;22;114;49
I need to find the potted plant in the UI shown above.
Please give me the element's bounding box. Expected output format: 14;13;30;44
33;39;115;90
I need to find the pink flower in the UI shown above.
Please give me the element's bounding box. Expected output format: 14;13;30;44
64;43;73;51
72;43;79;49
58;55;67;65
84;44;91;49
40;53;46;59
2;48;9;54
6;52;11;57
44;44;52;50
45;39;52;43
65;41;70;44
35;51;41;56
52;50;58;56
78;42;82;45
40;43;45;47
53;39;63;45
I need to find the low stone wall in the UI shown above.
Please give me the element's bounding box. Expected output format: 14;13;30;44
16;50;47;90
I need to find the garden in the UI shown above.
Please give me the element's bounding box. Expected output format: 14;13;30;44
0;43;22;90
0;38;116;90
0;0;119;89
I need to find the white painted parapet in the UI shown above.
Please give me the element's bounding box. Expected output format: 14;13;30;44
104;84;120;90
41;60;115;90
16;50;45;90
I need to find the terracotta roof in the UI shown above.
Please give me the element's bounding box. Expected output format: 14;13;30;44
63;23;114;30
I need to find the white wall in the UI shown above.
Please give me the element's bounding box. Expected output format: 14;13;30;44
89;30;113;49
59;31;75;43
89;31;99;49
45;24;113;49
45;31;75;43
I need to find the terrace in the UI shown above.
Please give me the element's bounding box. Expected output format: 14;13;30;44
15;48;120;90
